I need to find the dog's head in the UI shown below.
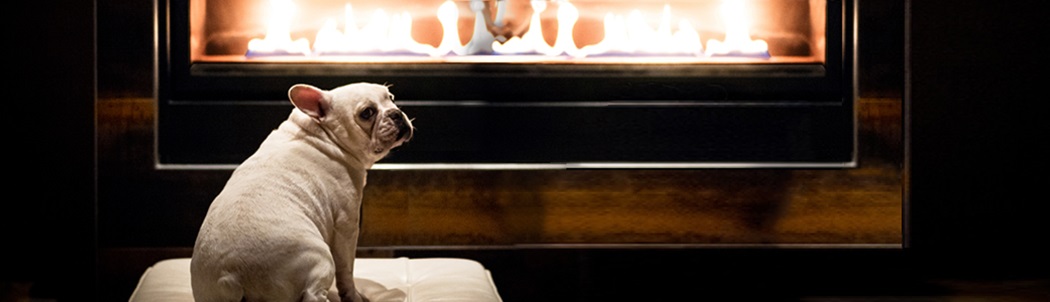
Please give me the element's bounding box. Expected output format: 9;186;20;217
288;82;414;163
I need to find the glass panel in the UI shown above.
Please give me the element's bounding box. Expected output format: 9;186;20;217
191;0;825;64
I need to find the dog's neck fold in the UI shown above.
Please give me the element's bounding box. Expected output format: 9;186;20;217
285;109;375;171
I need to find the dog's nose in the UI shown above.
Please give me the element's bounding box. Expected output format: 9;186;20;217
388;109;413;141
387;110;404;122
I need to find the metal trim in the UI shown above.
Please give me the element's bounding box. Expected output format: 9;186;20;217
157;160;857;171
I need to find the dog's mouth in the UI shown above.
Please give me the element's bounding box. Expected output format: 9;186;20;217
372;109;414;154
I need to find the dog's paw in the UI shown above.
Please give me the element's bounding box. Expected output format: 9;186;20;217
341;291;368;302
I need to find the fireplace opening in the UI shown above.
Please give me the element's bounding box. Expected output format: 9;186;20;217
159;0;855;168
192;0;824;64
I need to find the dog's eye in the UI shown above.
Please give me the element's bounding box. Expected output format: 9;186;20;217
359;107;376;120
388;94;395;101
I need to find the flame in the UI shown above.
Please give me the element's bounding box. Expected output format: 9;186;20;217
248;0;770;59
435;0;462;55
247;0;311;55
706;0;769;56
550;0;581;56
449;0;496;55
492;0;554;55
579;5;703;57
312;4;437;55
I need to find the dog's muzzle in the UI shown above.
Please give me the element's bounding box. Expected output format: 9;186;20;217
388;109;413;142
371;109;414;154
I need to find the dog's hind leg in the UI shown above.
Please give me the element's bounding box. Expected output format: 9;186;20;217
300;261;337;302
213;274;245;302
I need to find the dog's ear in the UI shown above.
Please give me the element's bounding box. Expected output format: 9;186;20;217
288;84;328;119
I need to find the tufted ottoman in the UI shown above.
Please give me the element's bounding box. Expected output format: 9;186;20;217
129;257;503;302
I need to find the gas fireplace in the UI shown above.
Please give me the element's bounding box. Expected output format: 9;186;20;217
158;0;856;168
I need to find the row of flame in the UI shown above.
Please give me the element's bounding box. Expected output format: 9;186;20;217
246;0;770;58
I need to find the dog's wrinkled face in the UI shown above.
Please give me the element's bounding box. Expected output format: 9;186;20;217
288;83;414;162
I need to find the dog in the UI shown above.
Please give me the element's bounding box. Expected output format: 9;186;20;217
190;82;414;302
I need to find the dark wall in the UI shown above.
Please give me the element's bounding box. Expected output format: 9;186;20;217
14;0;1050;300
859;0;904;98
5;1;97;301
907;0;1048;277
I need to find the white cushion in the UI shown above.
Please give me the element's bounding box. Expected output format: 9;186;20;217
129;257;503;302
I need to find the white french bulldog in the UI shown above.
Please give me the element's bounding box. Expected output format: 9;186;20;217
191;82;414;302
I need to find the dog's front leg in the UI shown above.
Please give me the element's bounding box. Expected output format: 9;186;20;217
332;222;365;302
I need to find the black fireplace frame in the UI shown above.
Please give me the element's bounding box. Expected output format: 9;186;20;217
157;0;857;169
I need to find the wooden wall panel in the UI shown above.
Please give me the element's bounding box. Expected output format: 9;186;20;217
360;163;901;246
